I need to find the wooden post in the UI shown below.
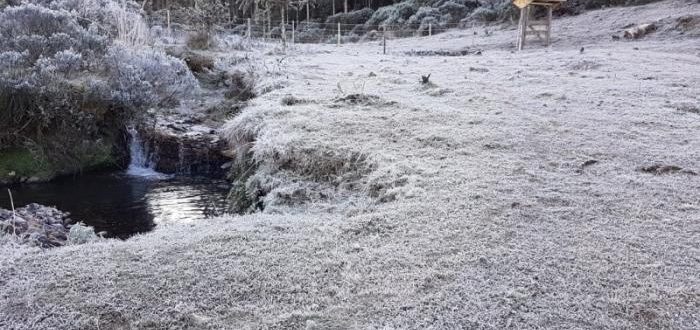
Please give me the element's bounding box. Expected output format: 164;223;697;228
281;8;286;48
167;10;171;36
247;18;251;41
517;6;528;51
428;23;432;37
546;6;552;46
344;0;348;14
292;21;295;44
306;0;310;22
265;3;271;39
332;0;336;14
382;26;386;54
253;1;257;24
337;22;341;46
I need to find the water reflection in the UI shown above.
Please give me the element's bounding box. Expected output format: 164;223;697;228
1;172;230;238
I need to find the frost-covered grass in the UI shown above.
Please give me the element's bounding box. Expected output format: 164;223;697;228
2;1;700;328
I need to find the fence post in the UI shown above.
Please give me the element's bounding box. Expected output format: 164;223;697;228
382;26;386;55
167;10;171;36
428;23;432;37
247;18;251;42
517;6;527;51
337;22;341;46
281;21;286;48
546;6;552;46
292;21;295;44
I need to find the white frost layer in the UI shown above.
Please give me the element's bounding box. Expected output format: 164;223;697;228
2;1;699;329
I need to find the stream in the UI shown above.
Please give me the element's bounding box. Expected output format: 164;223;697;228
0;128;230;238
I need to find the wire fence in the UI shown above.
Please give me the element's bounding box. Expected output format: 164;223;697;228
160;16;479;49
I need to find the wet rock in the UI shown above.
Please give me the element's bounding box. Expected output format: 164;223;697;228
624;23;657;39
136;114;231;177
0;203;90;248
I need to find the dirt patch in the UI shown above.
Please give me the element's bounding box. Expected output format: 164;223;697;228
280;94;310;106
568;60;602;71
342;216;396;237
671;15;700;35
332;94;395;107
670;102;699;114
405;48;482;57
576;159;599;174
469;67;490;73
638;164;696;175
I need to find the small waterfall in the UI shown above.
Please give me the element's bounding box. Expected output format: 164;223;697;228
126;127;166;178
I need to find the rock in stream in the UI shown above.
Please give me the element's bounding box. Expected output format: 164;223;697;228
0;203;95;248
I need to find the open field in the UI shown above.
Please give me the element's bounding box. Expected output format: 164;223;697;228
1;1;699;329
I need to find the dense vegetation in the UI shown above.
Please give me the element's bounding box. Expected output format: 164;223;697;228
0;0;198;183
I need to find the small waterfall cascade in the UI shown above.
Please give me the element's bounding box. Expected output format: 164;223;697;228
126;127;165;178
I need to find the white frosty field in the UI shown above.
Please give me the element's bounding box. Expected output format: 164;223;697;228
2;1;699;329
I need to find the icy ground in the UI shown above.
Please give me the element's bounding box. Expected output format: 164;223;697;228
1;1;699;329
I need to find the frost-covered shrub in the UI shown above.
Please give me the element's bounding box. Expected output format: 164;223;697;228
0;51;27;77
469;6;499;22
437;1;475;22
296;25;327;43
465;0;517;22
215;34;249;51
366;1;419;26
418;16;440;35
104;45;199;108
0;3;108;62
36;49;83;77
350;24;368;36
326;8;375;25
406;7;441;27
67;223;99;245
46;0;149;46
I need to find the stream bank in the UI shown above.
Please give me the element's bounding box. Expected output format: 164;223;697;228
1;113;234;239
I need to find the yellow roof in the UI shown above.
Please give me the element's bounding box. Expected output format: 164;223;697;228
513;0;533;8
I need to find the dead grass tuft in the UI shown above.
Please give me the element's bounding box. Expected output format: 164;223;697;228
224;71;256;102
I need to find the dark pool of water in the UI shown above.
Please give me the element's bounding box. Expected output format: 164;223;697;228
0;171;230;238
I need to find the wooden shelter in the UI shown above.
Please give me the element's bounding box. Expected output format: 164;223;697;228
513;0;566;50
